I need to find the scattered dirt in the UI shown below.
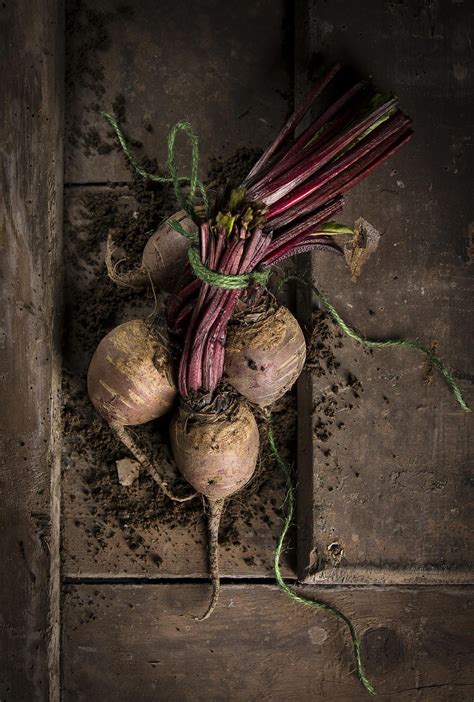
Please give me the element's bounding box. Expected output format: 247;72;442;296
305;309;365;458
467;223;474;263
207;147;263;192
65;1;137;162
62;121;295;565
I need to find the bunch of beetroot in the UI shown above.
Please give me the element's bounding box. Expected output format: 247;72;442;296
88;64;412;618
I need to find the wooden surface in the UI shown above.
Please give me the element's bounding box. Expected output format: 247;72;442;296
62;583;474;701
56;1;473;699
0;1;63;700
296;0;473;583
65;0;292;184
61;0;295;579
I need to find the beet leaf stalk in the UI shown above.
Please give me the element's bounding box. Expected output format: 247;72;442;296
170;67;412;398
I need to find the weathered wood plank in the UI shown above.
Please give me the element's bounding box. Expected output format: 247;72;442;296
297;0;473;582
65;0;292;184
62;583;474;701
0;1;63;699
60;182;295;578
61;0;296;579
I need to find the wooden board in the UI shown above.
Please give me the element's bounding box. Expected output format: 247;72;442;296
62;583;474;701
65;0;292;184
61;184;292;578
0;1;63;699
296;0;473;583
61;0;295;579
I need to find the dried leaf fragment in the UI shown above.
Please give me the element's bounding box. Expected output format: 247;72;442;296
344;217;381;281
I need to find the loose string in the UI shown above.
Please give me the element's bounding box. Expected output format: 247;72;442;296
101;112;209;217
268;426;376;696
279;273;470;413
105;115;269;290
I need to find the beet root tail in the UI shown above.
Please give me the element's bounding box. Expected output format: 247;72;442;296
105;229;149;290
198;497;225;621
111;423;197;503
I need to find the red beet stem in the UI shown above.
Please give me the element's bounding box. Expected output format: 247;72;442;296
259;201;344;266
186;241;245;393
264;196;344;253
202;289;241;390
247;81;366;192
266;239;343;265
249;97;398;204
277;82;366;160
245;63;341;181
266;111;411;219
331;128;414;197
178;227;213;396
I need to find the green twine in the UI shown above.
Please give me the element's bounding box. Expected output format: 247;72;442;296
187;247;270;289
168;217;199;244
168;219;271;289
104;113;270;290
279;273;470;413
268;426;376;696
105;113;272;291
101;112;209;217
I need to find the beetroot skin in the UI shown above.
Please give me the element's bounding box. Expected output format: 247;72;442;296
87;319;176;426
224;306;306;406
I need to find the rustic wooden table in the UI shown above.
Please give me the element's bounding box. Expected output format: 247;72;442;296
1;1;473;700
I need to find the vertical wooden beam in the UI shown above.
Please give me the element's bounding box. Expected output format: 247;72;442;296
294;0;319;581
293;0;473;584
0;2;63;699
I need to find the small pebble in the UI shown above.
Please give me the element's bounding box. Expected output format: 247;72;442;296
116;458;140;486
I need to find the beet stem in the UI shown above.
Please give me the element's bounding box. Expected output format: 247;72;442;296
266;113;410;219
111;423;197;503
247;82;366;193
198;497;225;621
259;197;344;265
245;63;341;181
251;97;399;204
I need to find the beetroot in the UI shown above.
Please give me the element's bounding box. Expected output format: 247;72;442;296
88;320;195;503
170;396;259;618
225;305;306;406
106;211;194;293
88;319;176;425
170;398;259;498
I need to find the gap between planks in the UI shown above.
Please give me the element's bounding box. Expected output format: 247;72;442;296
63;575;474;591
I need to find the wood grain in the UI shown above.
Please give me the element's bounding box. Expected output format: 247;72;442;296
0;1;63;699
296;0;473;583
65;0;292;184
62;583;474;701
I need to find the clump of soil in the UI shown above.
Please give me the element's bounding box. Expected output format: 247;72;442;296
207;147;263;192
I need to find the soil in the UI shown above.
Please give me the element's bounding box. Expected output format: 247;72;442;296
65;1;137;162
305;309;366;459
